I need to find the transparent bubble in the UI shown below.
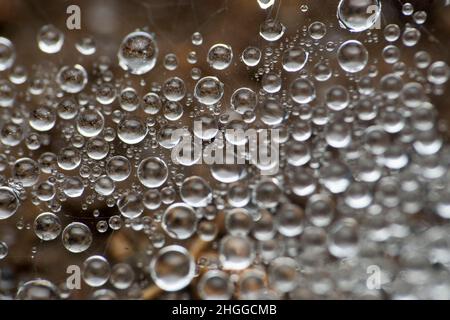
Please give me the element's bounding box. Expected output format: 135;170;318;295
137;157;168;188
57;97;78;120
313;61;332;82
402;2;414;16
262;71;282;93
413;11;427;25
306;193;334;227
251;209;274;241
224;208;252;236
260;97;285;126
75;36;96;55
94;175;115;196
328;218;359;258
413;130;442;156
0;37;15;71
96;220;108;233
162;76;186;102
0;187;19;220
380;109;405;133
38;152;57;174
108;215;123;231
0;79;15;107
241;46;261;67
119;87;139;112
308;21;327;40
355;98;377;121
193;114;218;140
230;87;257;114
1;122;23;146
337;40;368;73
227;183;250;208
260;19;286;41
239;269;266;299
56;147;80;171
164;53;178;70
62;176;84;198
96;83;116;105
118;31;158;75
110;263;135;290
62;222;93;253
254;179;282;209
103;127;116;142
276;203;304;237
143;189;161;210
29;105;56;132
56;64;88;93
9;65;27;84
312;106;329;126
117;191;144;219
380;73;403;99
161;186;176;205
191;32;203;46
28;76;45;95
286;140;310;166
411;106;435;131
337;0;381;32
292;120;312;142
190;67;201;80
25;132;41;150
364;126;390;156
219;235;254;270
198;219;218;241
326;121;351;148
34;212;61;241
414;51;431;69
282;46;308;72
207;44;233;70
344;182;372;209
320;159;350;193
157;125;181;149
83;255;111;287
257;0;274;10
194;76;224;105
402;27;421;47
76;108;104;137
326;85;349;111
269;257;299;293
290;78;316;104
384;24;401;42
382;45;400;64
180;176;212;207
117;116;147;144
428;61;449;85
400;82;425;108
142;92;162;115
36;181;55;201
163;101;183;121
162;203;198;239
13;158;40;187
90;289;118;300
37;24;64;54
150;245;195;291
86;137;109;160
198;270;233;300
16;279;60;300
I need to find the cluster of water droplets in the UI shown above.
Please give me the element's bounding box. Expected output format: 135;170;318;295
1;0;450;300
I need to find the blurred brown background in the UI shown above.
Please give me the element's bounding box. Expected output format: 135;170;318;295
0;0;450;299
